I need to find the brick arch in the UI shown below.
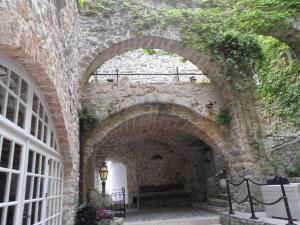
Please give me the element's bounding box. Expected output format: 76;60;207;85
79;36;224;88
85;102;236;166
0;45;73;169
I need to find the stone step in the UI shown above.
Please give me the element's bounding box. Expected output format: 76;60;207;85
207;198;227;207
124;216;221;225
219;194;228;200
139;198;191;209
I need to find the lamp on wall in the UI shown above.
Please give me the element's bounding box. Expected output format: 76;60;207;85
99;162;108;195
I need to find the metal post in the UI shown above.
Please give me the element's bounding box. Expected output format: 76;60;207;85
102;181;106;196
245;178;258;219
280;178;295;225
226;179;235;214
122;187;126;218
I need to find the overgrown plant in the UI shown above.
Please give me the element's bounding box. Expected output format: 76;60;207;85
79;105;101;131
218;109;232;125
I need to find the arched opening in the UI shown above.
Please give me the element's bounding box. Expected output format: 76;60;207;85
85;104;234;209
106;161;129;204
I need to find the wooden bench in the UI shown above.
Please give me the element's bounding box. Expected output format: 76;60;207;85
137;183;192;208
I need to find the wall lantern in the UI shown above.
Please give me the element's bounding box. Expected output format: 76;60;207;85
99;162;108;195
203;148;212;163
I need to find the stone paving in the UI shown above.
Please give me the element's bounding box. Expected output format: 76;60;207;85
124;207;220;224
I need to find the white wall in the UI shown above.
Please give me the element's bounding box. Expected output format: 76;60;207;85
107;161;129;204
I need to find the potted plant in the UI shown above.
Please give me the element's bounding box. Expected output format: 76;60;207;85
75;203;98;225
97;208;113;225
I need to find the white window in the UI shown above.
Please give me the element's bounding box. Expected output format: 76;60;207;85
0;55;63;225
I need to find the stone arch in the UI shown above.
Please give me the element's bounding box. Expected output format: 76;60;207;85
85;102;252;169
79;36;224;88
0;7;76;172
0;45;74;168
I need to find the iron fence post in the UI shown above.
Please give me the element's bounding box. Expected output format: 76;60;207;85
226;179;235;214
122;187;126;218
245;178;258;219
280;179;295;225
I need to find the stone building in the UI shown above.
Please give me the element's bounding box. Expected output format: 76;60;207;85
0;1;299;225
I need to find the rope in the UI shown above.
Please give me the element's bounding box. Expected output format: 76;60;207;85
231;195;249;204
252;196;283;206
248;179;267;186
227;179;245;187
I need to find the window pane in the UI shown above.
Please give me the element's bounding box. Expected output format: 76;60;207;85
32;94;38;113
30;115;37;136
7;205;15;225
33;177;38;199
31;202;36;224
6;94;17;122
0;172;7;202
22;203;29;225
9;173;19;201
45;114;48;124
41;156;45;175
0;85;5;115
20;79;28;102
38;201;42;222
43;125;48;143
0;65;8;85
40;178;44;198
9;71;20;95
0;138;12;168
50;132;54;148
27;150;34;172
38;120;43;140
39;103;44;119
25;176;32;199
17;103;26;128
35;153;40;174
13;143;22;170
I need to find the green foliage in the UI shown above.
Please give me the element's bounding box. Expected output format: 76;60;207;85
286;167;300;177
143;48;156;55
256;36;300;126
79;0;87;8
75;203;98;225
295;153;300;169
80;105;101;131
218;109;233;125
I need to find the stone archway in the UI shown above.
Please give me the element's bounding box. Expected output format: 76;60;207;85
0;4;79;223
84;102;263;203
78;36;224;89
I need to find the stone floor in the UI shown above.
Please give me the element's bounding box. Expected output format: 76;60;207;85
123;207;221;225
121;205;300;225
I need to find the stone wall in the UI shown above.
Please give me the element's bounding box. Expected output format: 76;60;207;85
0;1;81;224
91;49;208;83
94;142;211;205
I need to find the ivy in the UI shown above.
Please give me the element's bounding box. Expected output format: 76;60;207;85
256;36;300;127
218;109;233;125
79;105;101;131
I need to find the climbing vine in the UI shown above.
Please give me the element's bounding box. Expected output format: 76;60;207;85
78;0;300;127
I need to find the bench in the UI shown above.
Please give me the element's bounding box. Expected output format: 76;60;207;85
137;183;192;208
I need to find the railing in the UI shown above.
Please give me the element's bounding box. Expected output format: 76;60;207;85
88;187;126;218
226;177;295;225
106;188;126;218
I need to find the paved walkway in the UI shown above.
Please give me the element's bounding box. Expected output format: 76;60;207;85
124;208;221;225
